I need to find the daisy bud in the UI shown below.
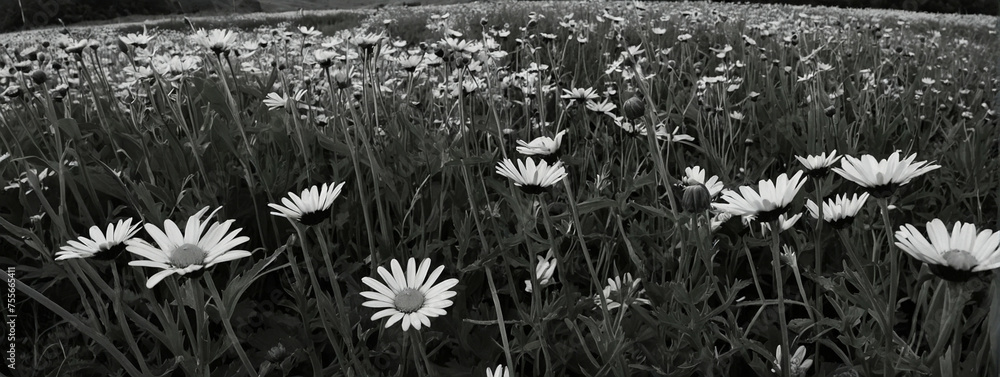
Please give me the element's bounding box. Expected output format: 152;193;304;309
622;94;645;121
681;183;711;213
30;70;47;85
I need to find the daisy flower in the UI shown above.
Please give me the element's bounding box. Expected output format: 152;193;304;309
191;29;238;54
524;254;557;293
713;171;808;223
298;26;322;38
263;90;307;112
771;345;814;377
360;258;459;331
895;219;1000;282
585;98;617;117
268;182;346;226
487;364;509;377
127;207;251;288
119;28;154;49
56;218;142;261
594;272;650;310
561;87;599;103
805;192;870;229
495;157;568;195
831;151;940;198
759;213;803;235
795;150;840;178
516;130;566;158
682;166;724;197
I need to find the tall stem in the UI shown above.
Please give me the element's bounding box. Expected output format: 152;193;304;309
769;220;790;377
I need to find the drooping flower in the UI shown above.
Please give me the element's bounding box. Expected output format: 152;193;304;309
771;345;814;377
805;192;870;229
713;171;808;223
831;151;940;198
268;182;346;226
127;207;251;288
487;364;509;377
525;254;557;293
360;258;459;331
894;219;1000;282
495;157;568;195
594;272;650;310
56;218;142;261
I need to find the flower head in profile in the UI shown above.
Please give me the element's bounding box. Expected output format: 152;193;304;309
495;157;568;195
714;171;807;223
56;218;142;261
561;87;599;104
119;28;154;49
191;29;239;54
487;364;509;377
525;254;557;293
516;130;566;160
771;345;814;377
831;151;940;198
895;219;1000;282
360;258;459;331
759;213;802;235
795;150;840;178
805;192;870;229
127;207;251;288
594;272;650;310
263;90;307;112
298;26;322;38
268;182;346;226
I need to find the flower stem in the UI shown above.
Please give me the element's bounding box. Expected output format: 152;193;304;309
203;272;257;377
769;220;790;377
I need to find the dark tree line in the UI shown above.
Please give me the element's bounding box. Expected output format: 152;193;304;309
733;0;998;16
0;0;262;33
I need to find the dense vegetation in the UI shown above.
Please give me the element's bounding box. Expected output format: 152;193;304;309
1;1;998;376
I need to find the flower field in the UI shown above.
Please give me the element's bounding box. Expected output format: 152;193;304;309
1;1;998;376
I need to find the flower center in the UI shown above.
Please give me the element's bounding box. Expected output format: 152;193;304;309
393;288;425;313
169;244;207;268
942;250;978;271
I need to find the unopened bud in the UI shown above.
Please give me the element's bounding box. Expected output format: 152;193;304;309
622;94;645;120
30;70;47;85
681;183;711;213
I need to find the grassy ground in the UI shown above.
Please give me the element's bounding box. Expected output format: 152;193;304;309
1;1;998;377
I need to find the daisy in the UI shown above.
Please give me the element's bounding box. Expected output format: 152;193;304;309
682;166;724;197
760;213;803;235
713;171;808;223
495;157;568;195
561;87;599;103
268;182;346;226
127;207;251;288
771;345;814;377
119;28;154;49
516;130;566;159
298;26;322;38
594;273;650;310
487;364;509;377
805;192;870;229
585;98;617;117
56;218;142;261
524;254;557;293
191;29;238;54
263;90;307;112
894;219;1000;282
831;151;940;198
795;150;840;178
360;258;459;331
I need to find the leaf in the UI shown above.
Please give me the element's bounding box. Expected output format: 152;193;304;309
221;236;293;313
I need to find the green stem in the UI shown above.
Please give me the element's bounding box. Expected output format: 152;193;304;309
204;272;258;377
769;220;790;377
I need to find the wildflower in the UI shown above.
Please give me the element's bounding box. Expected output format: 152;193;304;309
56;219;142;261
713;171;807;223
561;87;599;103
682;166;723;197
831;151;940;198
268;182;346;226
495;157;568;195
360;258;459;331
585;98;617;117
595;272;650;310
487;365;509;377
805;193;869;229
771;345;814;377
895;219;1000;282
298;26;322;38
127;207;251;288
795;150;840;178
622;94;645;120
263;90;307;112
192;29;238;54
516;130;566;159
351;32;384;53
119;29;154;49
760;213;802;234
525;254;557;293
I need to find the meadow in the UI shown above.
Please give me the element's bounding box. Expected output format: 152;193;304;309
0;1;998;376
